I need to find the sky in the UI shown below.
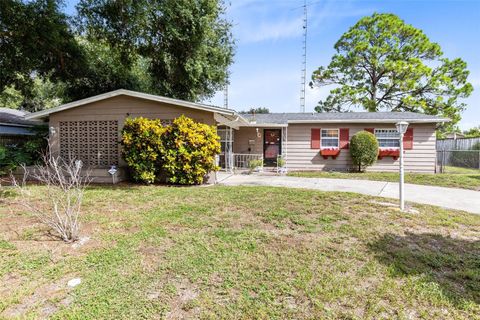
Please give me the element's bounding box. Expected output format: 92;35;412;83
64;0;480;130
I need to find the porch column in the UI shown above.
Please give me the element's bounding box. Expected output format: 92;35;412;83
281;126;288;172
227;126;234;172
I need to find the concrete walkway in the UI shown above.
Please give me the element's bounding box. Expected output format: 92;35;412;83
218;174;480;214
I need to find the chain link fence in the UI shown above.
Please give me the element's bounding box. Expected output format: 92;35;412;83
437;150;480;174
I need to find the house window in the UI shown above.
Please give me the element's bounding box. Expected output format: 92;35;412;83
321;129;339;148
375;129;400;148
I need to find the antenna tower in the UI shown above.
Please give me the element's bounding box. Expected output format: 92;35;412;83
223;77;229;109
300;0;307;113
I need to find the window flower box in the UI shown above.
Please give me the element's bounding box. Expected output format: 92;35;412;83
320;148;340;159
378;149;400;160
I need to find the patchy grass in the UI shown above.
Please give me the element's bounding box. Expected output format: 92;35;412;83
0;185;479;319
288;170;480;190
444;166;480;175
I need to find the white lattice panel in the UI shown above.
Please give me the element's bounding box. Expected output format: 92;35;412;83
59;120;119;167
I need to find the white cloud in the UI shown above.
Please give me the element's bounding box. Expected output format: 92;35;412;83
230;0;374;44
208;0;480;129
237;17;304;43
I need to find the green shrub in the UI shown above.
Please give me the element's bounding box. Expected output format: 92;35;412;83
350;131;379;172
248;159;263;172
0;146;7;174
121;117;165;184
162;116;220;185
121;116;220;185
0;125;48;175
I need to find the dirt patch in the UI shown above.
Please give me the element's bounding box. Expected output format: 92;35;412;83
369;200;398;208
0;204;104;262
0;273;28;297
147;277;200;320
227;209;276;232
138;238;175;272
1;276;75;319
165;279;199;320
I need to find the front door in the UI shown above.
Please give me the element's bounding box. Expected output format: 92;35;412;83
264;129;281;166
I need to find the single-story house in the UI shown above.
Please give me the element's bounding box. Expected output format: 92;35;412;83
443;132;465;139
0;108;39;146
25;89;449;182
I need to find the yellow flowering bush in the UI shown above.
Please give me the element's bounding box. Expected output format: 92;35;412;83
121;115;220;185
162;115;221;185
121;117;165;184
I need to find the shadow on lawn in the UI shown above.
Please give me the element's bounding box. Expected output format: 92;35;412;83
369;232;480;306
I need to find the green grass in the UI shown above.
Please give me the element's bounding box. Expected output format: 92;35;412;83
1;185;479;319
288;169;480;190
444;166;480;174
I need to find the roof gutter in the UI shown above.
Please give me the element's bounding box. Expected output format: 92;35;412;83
242;123;288;128
287;118;451;124
0;122;37;128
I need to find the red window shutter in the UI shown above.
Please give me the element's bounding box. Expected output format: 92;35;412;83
403;128;413;150
339;128;349;149
364;128;374;133
311;128;320;149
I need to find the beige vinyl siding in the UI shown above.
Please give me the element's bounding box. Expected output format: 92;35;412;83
49;95;216;167
286;123;437;173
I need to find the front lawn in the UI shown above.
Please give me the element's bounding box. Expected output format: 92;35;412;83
1;186;479;319
288;170;480;190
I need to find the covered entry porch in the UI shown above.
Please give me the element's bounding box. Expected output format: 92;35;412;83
217;125;288;172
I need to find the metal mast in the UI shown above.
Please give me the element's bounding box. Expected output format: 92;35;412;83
223;75;229;109
300;0;307;113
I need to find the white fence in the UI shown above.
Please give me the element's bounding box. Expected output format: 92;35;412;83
437;137;480;151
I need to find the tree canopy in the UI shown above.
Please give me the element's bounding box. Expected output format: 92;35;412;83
76;0;234;102
311;13;473;127
463;126;480;138
0;0;85;111
0;0;234;111
239;107;270;114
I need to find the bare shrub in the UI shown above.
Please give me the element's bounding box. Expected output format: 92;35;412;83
12;154;90;242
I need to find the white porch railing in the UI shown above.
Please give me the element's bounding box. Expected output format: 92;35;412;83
233;153;263;169
219;153;264;170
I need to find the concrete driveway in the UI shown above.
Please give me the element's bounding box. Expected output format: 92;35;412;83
218;174;480;214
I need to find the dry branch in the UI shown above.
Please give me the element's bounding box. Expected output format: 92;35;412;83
11;153;90;242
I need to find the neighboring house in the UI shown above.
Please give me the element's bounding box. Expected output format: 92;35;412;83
444;132;465;139
0;108;39;146
25;89;449;182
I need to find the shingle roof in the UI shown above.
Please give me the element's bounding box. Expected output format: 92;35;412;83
241;112;449;125
0;108;40;126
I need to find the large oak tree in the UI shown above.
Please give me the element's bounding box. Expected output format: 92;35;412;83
311;13;473;127
1;0;234;110
0;0;85;111
76;0;234;102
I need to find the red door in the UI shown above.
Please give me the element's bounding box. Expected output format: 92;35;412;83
264;129;281;165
